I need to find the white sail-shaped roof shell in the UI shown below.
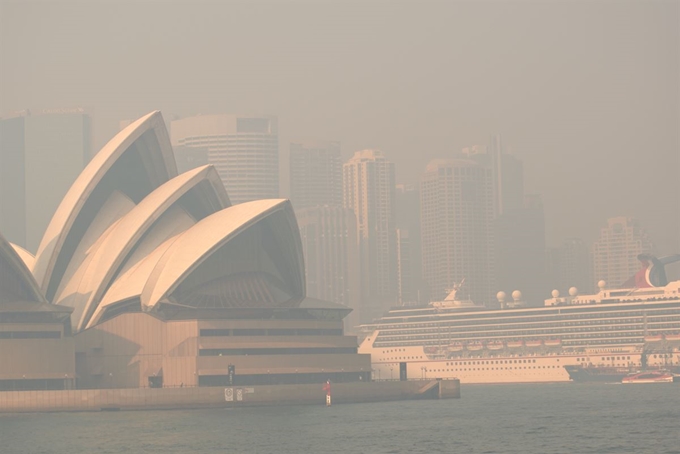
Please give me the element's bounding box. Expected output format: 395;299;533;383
10;243;35;272
87;234;180;328
33;111;177;302
14;110;308;331
0;233;46;304
58;165;229;331
141;199;305;311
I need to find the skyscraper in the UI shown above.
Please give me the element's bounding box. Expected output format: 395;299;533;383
420;159;494;304
463;135;534;304
343;150;397;321
559;238;592;294
289;141;342;210
173;145;209;174
545;247;562;296
395;184;423;304
288;139;359;325
462;135;524;217
296;206;360;328
545;238;593;298
0;109;91;251
495;194;546;306
396;228;413;304
170;114;278;204
592;217;654;288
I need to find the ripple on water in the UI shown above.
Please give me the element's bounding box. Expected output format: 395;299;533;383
1;384;679;454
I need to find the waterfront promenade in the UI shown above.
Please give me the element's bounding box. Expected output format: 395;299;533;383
0;379;460;413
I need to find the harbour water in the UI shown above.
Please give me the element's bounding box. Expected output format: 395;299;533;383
1;383;678;454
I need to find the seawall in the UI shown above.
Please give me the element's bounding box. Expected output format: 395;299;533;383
0;379;460;413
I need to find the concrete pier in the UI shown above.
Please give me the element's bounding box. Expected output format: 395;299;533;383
0;379;460;413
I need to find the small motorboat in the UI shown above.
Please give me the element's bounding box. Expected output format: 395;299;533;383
622;370;676;384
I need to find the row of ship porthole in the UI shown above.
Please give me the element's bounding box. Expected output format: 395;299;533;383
444;359;545;366
577;356;631;362
426;366;563;373
382;358;544;364
575;354;680;362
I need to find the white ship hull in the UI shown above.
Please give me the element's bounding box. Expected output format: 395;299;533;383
358;278;680;384
360;340;673;384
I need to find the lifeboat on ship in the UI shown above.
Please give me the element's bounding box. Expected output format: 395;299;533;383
507;340;524;348
664;333;680;342
423;346;439;354
525;340;542;348
466;342;484;352
644;334;664;343
447;342;464;352
544;339;562;347
487;341;504;351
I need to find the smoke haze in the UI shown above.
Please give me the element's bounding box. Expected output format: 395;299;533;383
1;0;678;250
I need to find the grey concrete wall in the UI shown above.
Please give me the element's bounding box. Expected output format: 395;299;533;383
0;379;460;413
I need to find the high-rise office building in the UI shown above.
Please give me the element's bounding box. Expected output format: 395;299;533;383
395;184;423;304
495;194;546;307
464;135;530;304
173;145;209;174
545;247;562;296
0;109;91;251
170;114;278;204
462;135;524;217
396;228;413;304
560;238;592;294
289;141;342;210
592;217;654;288
289;139;357;324
544;238;593;298
420;159;494;304
296;206;360;329
343;150;397;321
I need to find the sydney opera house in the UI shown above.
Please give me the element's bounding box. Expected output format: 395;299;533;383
0;111;370;391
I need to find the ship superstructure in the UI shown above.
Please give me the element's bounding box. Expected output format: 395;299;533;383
359;258;680;384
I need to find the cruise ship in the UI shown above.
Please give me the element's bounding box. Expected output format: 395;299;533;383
358;255;680;384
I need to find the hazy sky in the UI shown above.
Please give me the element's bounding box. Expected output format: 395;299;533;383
1;1;678;251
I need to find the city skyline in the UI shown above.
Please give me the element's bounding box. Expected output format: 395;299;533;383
2;108;672;250
0;106;674;303
1;3;679;451
5;104;674;251
1;1;676;253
